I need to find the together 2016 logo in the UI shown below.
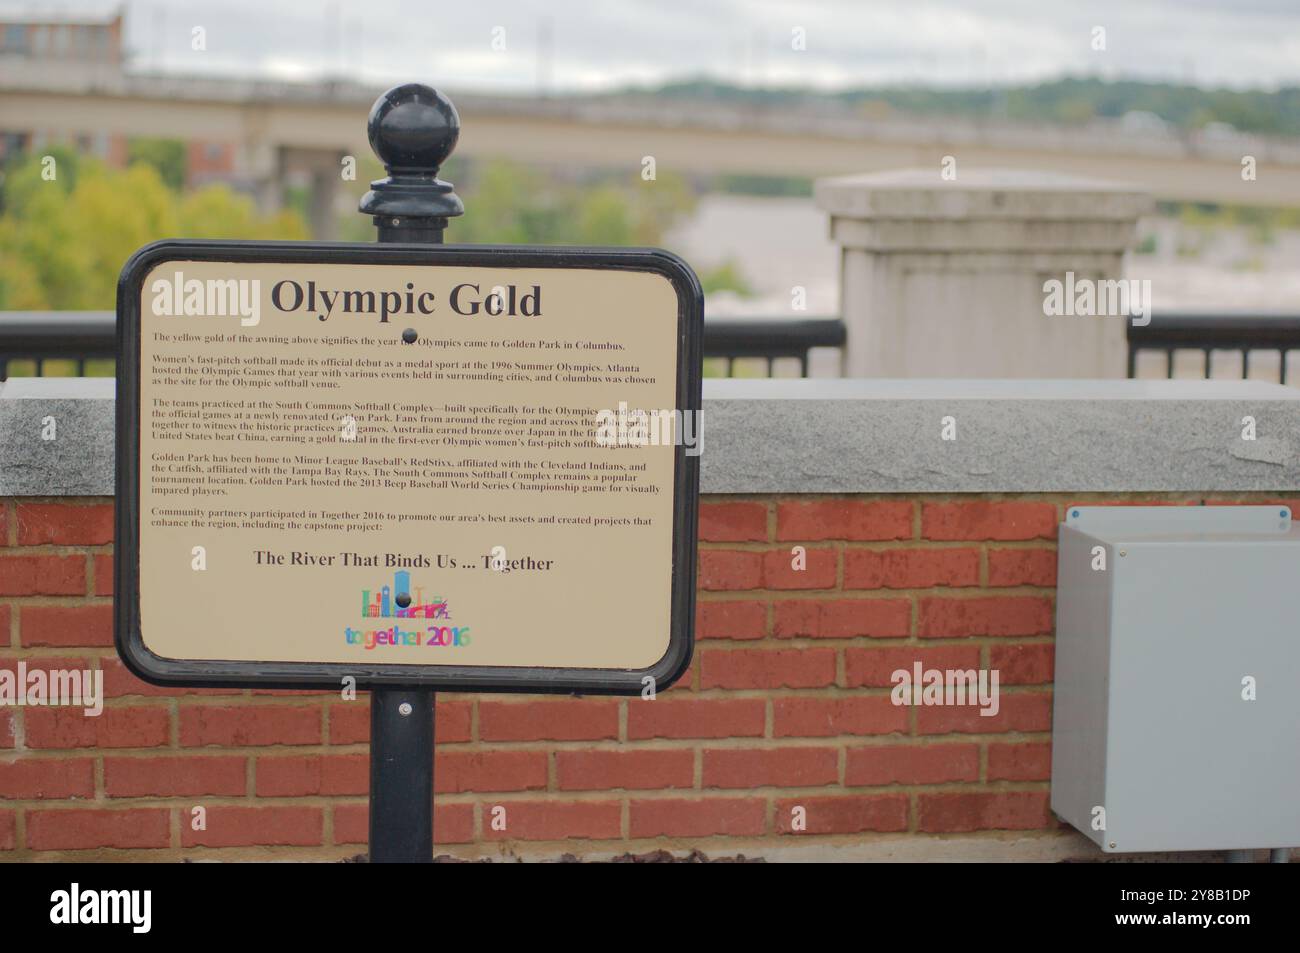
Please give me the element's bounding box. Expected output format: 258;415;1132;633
344;569;471;649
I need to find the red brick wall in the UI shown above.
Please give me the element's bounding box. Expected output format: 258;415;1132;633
1;492;1294;860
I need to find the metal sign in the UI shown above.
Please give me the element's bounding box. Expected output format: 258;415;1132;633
115;239;702;694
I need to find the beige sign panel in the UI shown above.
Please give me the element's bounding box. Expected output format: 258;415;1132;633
118;244;701;690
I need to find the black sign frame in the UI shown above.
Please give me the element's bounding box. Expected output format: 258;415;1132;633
115;239;702;694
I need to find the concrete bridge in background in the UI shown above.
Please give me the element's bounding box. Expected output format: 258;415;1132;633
5;60;1300;238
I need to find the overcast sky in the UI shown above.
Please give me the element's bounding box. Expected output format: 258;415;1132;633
10;0;1300;92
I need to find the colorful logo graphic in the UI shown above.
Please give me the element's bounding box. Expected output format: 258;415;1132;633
346;570;470;650
361;570;450;619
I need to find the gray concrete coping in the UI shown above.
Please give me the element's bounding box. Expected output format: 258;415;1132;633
0;377;115;496
700;378;1300;494
815;168;1155;222
2;377;1298;496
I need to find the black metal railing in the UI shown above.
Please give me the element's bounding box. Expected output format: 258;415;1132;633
702;317;845;377
9;310;1299;383
0;311;116;379
0;310;848;380
1127;312;1300;383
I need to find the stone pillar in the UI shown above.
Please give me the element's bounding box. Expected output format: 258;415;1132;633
245;141;283;215
814;169;1153;378
308;158;342;241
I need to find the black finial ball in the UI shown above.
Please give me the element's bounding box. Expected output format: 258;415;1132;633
395;592;412;609
402;328;418;344
359;82;463;224
367;83;460;175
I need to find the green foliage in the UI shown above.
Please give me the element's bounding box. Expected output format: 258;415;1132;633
1167;200;1297;240
126;138;187;191
446;161;695;246
698;259;754;297
627;76;1300;137
337;153;387;243
712;173;813;198
176;183;307;241
0;153;307;311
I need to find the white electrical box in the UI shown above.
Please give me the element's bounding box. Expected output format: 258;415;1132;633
1052;505;1300;853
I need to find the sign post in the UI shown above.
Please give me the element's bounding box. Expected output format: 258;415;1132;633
359;84;465;864
115;84;702;862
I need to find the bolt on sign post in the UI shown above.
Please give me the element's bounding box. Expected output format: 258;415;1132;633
114;84;703;863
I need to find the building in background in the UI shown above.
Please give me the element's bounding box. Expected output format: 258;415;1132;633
0;5;123;64
1;6;124;165
0;4;236;187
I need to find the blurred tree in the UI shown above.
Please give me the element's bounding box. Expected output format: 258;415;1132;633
576;186;635;244
126;138;187;191
447;160;695;246
0;146;98;310
698;259;754;297
0;154;307;310
638;76;1300;137
177;183;307;240
452;162;559;244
